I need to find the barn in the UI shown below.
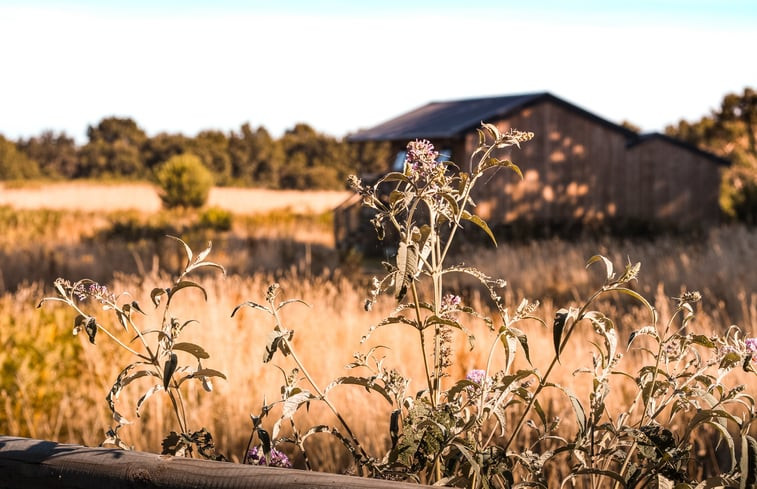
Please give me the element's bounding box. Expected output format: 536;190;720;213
342;92;728;244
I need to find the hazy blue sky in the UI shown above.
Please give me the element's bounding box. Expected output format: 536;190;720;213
1;1;755;142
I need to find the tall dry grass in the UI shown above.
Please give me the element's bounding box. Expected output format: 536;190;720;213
1;246;755;470
0;191;755;479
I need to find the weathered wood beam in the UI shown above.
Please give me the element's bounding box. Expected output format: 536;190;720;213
0;436;427;489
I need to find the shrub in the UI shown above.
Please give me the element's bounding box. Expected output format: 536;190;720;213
198;207;233;232
155;153;213;209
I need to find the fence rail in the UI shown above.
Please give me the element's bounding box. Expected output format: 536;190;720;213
0;436;428;489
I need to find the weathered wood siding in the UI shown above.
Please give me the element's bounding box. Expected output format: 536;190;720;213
624;138;721;225
458;100;721;229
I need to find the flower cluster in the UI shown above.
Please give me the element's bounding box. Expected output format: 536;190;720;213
442;294;461;309
246;445;292;468
466;369;487;385
55;278;116;305
747;337;757;362
405;139;441;182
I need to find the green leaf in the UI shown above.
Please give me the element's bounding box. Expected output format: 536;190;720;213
231;300;271;317
169;280;207;302
84;316;98;344
510;327;532;365
136;384;163;417
628;325;659;347
553;309;569;362
263;329;293;363
329;376;392;404
481;122;501;140
615;287;656;322
741;435;757;489
150;287;168;308
168;235;193;264
689;334;716;349
130;300;146;315
547;382;586;436
277;298;310;311
187;261;226;275
461;210;497;246
586;254;614;281
173;342;210;360
395;241;418;301
162;353;178;389
377;172;411;185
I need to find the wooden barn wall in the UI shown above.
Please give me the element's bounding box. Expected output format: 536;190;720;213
467;100;629;227
463;101;721;229
624;139;721;225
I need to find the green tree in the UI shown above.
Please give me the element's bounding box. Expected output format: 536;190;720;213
155;153;214;208
279;123;351;189
78;117;148;178
666;87;757;224
0;134;40;180
228;123;283;187
142;132;190;171
18;130;79;178
347;139;393;176
188;130;232;186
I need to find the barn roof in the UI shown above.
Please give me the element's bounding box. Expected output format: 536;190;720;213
347;92;636;142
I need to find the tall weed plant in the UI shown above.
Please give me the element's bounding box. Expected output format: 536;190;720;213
39;124;757;488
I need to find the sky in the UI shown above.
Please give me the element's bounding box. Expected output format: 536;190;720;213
1;0;756;143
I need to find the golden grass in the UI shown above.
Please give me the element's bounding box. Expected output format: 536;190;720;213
0;193;755;480
0;181;350;215
1;260;755;467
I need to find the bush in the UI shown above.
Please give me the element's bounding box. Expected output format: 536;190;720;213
198;207;233;231
155;153;213;209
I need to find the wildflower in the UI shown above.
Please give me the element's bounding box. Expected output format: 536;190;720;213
747;338;757;362
70;280;116;305
246;445;292;468
466;369;487;385
442;294;461;309
405;139;441;182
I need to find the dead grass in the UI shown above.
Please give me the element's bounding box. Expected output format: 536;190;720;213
0;190;755;480
1;270;754;474
0;181;350;215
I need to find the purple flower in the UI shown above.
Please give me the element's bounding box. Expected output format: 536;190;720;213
442;294;461;309
405;139;440;181
246;445;292;468
746;338;757;362
466;369;487;385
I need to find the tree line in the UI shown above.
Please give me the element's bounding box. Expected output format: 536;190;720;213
0;119;391;190
666;87;757;224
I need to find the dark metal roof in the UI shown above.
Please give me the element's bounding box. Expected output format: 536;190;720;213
348;92;552;141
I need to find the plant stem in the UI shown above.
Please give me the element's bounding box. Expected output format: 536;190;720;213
502;289;603;453
270;303;368;462
411;281;436;408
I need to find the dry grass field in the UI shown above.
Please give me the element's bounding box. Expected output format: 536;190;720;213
1;182;756;482
0;181;351;215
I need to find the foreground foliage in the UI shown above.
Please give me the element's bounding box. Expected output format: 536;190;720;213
39;124;757;488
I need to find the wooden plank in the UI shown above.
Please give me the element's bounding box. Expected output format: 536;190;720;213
0;436;431;489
